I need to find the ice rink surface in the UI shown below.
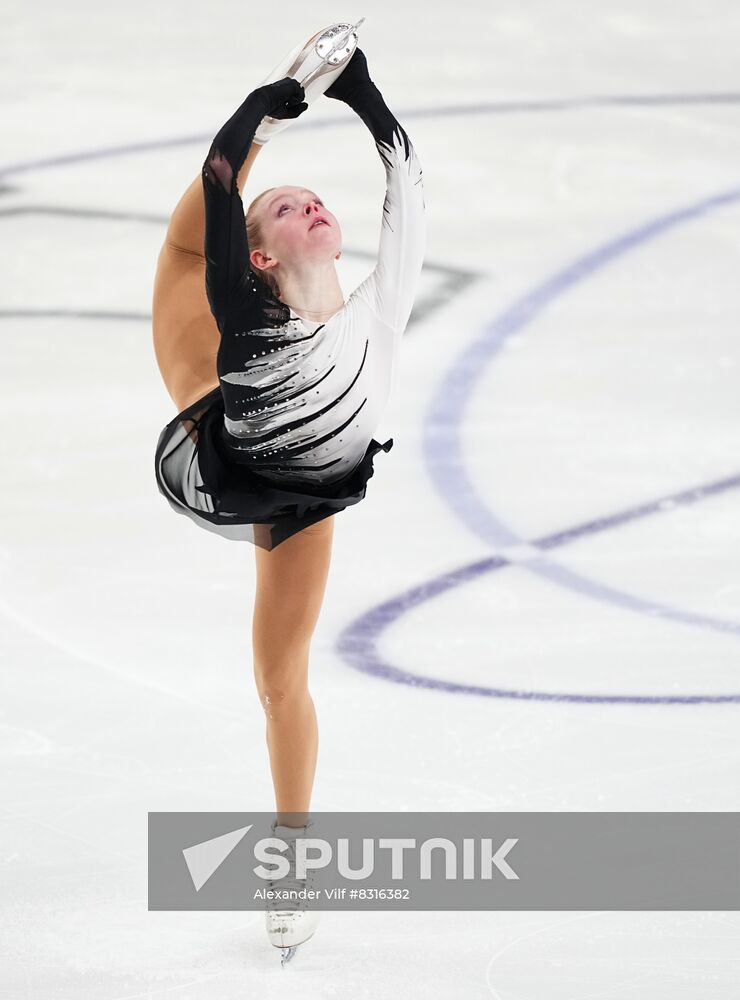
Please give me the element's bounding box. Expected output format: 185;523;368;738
2;0;739;995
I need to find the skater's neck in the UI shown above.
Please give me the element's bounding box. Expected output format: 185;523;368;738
277;264;345;323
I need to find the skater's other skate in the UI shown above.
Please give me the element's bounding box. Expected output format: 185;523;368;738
253;19;365;144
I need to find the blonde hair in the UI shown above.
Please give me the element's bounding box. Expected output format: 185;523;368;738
245;187;281;300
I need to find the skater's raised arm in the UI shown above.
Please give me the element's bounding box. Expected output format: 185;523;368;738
201;79;307;327
326;50;426;336
162;142;263;259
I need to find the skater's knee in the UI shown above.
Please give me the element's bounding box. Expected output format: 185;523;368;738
257;684;310;720
254;659;310;716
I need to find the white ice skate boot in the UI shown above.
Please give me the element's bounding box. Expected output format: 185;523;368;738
264;820;321;966
253;18;365;144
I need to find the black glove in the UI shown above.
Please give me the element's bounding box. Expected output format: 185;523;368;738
325;48;377;107
256;77;308;119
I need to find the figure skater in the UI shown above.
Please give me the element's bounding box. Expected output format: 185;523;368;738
152;37;425;962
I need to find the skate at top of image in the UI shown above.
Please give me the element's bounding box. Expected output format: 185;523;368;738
296;18;367;87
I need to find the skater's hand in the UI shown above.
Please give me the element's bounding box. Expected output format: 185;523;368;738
325;48;376;107
256;77;308;120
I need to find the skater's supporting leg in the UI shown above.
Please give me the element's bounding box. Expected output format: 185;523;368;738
252;516;335;827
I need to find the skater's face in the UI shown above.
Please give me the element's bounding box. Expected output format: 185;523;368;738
250;186;342;274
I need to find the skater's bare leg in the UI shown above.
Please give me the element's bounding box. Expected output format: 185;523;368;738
252;516;335;828
152;142;264;411
162;140;263;257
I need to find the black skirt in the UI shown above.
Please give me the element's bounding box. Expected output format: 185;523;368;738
154;385;394;550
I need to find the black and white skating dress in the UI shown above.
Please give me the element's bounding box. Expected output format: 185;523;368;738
154;82;425;550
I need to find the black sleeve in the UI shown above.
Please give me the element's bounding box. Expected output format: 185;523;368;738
344;83;426;335
345;81;409;149
201;90;270;328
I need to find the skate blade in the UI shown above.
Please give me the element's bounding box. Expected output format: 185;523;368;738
295;18;366;89
253;19;365;143
280;945;298;966
277;929;318;967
